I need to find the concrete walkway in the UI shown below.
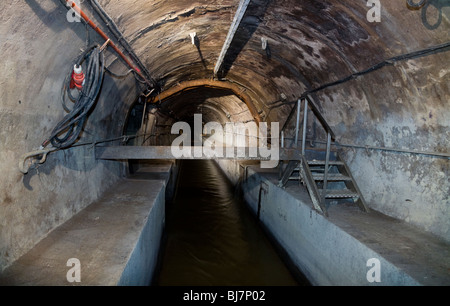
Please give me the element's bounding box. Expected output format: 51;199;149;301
0;162;173;286
240;165;450;286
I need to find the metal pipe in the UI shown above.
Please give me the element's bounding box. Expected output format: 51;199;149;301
88;0;157;89
214;0;251;77
65;0;152;87
335;141;450;159
322;132;332;201
284;137;450;159
302;98;308;156
294;99;301;147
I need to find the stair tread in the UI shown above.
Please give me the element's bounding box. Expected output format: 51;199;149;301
319;189;359;198
308;160;344;166
312;173;352;181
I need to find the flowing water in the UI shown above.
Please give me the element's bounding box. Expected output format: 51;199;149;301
154;160;309;286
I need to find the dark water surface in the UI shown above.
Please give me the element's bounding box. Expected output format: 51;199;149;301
154;160;307;286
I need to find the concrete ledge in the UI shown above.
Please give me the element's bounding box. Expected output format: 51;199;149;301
235;163;450;286
0;163;172;286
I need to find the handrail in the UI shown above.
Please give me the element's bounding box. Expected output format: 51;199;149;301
294;138;450;159
303;95;335;139
280;94;335;147
279;95;335;212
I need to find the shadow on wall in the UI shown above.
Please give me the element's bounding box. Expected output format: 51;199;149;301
25;0;89;42
20;72;129;191
191;35;208;70
21;148;91;191
21;145;123;192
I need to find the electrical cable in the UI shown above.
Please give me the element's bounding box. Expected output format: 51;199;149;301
104;67;134;79
301;41;450;98
43;45;105;149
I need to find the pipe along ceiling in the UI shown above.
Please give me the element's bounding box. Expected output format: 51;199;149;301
14;0;450;153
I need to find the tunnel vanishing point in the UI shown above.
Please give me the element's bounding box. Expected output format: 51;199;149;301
0;0;449;286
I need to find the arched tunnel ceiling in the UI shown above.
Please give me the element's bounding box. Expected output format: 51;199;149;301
99;0;449;124
157;86;254;124
0;0;450;273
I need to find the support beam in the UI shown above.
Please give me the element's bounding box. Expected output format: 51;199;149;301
301;98;308;155
95;146;302;161
294;99;301;147
147;79;261;123
214;0;251;78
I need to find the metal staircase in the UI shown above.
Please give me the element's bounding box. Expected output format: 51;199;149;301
278;96;369;216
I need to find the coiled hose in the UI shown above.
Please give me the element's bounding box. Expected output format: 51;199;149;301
43;45;105;149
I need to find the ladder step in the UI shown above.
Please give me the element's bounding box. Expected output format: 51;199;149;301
312;174;352;181
319;189;360;199
308;160;344;166
289;176;301;180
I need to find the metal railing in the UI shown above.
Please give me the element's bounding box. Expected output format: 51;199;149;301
281;95;335;204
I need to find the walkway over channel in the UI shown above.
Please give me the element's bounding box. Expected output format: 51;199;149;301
95;146;296;161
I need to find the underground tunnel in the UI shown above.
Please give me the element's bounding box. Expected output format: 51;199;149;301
0;0;449;287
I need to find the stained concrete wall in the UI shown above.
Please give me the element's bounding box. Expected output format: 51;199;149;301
0;170;168;286
0;0;139;272
1;0;448;274
119;0;448;242
216;160;450;285
316;54;450;242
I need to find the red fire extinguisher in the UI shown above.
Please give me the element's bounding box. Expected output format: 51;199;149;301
70;64;85;90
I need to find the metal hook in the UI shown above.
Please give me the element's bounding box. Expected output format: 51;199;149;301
19;148;57;174
100;39;111;52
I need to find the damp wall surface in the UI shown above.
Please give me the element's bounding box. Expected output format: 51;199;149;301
240;166;419;286
0;0;449;273
216;159;450;286
317;55;450;241
0;0;139;271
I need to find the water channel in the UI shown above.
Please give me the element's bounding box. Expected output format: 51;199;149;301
154;160;310;286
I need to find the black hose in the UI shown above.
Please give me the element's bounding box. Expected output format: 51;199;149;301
105;67;134;78
45;45;105;149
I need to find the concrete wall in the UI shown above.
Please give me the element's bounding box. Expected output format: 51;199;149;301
316;54;450;242
241;167;419;286
0;175;168;286
117;179;166;286
0;0;139;271
216;160;449;285
1;0;448;274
